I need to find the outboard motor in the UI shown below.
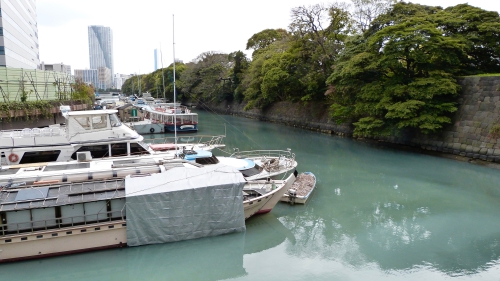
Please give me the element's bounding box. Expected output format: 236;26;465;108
287;188;297;205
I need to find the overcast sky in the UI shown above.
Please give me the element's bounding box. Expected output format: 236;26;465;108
36;0;500;75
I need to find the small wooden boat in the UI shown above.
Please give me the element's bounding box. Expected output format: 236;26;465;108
280;172;316;204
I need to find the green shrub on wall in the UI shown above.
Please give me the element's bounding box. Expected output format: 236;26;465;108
489;124;500;139
0;100;53;122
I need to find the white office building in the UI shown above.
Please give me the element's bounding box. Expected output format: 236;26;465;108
114;73;131;90
88;25;114;77
0;0;39;69
39;62;71;75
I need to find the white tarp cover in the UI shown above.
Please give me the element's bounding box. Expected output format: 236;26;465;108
125;165;246;246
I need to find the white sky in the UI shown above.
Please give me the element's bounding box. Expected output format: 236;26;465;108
36;0;500;75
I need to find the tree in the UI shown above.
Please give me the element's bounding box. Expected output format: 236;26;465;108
180;51;232;102
288;3;354;102
327;2;465;137
228;51;250;102
437;4;500;74
246;29;288;57
71;78;95;104
351;0;396;33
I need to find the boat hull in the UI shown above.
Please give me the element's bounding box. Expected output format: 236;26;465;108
0;221;127;263
243;173;295;219
130;122;165;134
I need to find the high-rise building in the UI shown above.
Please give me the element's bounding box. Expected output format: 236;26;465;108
88;25;113;78
74;69;98;88
0;0;39;69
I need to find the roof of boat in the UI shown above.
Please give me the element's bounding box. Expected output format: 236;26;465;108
0;179;126;211
67;109;118;116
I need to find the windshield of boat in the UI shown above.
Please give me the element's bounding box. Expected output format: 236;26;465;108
109;113;122;127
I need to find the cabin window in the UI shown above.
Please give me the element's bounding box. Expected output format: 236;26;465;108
74;116;91;130
111;143;128;157
130;143;148;155
91;115;108;129
195;155;220;165
71;145;109;159
109;114;122;127
0;212;6;234
19;150;61;164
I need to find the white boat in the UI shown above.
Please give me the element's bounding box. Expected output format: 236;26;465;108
243;174;295;219
141;103;198;133
0;165;295;262
0;106;224;165
179;148;297;181
0;148;296;188
280;172;317;204
127;118;165;135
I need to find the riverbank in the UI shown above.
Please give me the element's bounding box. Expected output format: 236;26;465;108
198;76;500;170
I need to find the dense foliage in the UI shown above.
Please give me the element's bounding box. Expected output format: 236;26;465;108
121;1;500;138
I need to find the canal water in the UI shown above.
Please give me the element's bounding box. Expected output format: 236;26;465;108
2;110;500;280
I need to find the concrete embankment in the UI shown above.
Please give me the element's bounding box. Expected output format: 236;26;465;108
199;76;500;165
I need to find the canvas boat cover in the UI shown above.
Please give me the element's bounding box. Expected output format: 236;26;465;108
125;165;246;246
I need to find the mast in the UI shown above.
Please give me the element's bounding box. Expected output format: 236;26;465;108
160;42;166;101
173;14;178;152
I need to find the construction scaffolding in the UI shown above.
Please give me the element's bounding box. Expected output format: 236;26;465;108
0;67;75;102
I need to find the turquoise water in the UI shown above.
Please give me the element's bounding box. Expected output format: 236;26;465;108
2;111;500;280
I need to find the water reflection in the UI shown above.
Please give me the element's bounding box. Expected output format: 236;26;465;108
0;232;247;281
0;213;296;281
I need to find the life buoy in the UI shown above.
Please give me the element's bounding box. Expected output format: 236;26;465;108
8;153;19;163
150;128;155;133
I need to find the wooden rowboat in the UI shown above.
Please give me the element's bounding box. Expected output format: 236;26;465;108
280;172;316;204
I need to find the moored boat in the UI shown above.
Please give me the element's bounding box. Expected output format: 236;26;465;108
0;106;223;165
0;148;296;188
141;103;198;133
280;172;316;204
181;148;298;181
243;174;295;219
0;165;295;262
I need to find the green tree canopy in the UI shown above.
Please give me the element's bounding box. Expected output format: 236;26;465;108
327;2;468;137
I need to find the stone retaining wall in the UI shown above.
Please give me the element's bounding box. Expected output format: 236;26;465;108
409;77;500;162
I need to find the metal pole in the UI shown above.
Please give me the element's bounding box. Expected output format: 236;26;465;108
173;14;177;151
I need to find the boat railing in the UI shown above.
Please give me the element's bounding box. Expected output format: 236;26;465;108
231;148;296;167
144;135;226;147
0;209;126;237
0;126;66;139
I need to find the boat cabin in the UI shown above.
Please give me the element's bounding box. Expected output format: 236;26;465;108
0;110;147;165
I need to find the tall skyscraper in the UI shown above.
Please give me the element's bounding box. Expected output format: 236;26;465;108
0;0;39;68
88;25;114;77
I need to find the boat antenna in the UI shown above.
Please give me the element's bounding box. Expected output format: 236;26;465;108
137;71;141;97
173;14;177;154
